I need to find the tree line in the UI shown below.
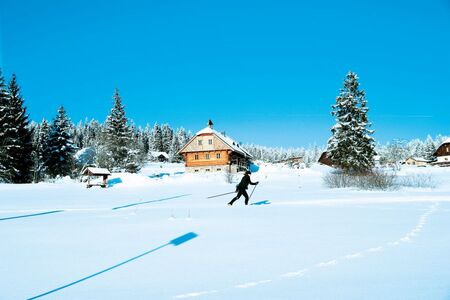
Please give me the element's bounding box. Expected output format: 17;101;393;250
0;70;191;183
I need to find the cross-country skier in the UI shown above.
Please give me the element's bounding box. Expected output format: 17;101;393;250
228;171;259;206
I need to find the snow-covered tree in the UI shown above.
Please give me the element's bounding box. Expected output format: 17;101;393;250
101;89;132;171
82;119;101;148
1;75;34;183
32;119;50;182
327;71;376;173
161;124;173;153
43;107;76;178
0;70;10;182
151;122;163;152
176;127;189;147
169;135;181;162
423;135;437;161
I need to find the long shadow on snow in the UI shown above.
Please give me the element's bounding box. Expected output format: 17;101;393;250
0;210;64;222
27;232;199;299
112;194;191;210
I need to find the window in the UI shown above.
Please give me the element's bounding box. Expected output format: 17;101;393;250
205;169;210;172
217;168;222;171
194;154;199;160
216;153;221;159
205;154;210;159
208;139;213;145
194;169;199;172
198;140;202;146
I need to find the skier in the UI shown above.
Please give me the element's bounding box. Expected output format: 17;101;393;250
228;171;259;206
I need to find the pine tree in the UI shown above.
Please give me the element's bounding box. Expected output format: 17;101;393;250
32;119;50;182
102;89;132;171
161;124;173;153
169;135;181;162
176;127;189;147
0;70;10;181
43;107;76;178
151;122;163;152
327;71;376;173
424;135;437;162
2;75;34;183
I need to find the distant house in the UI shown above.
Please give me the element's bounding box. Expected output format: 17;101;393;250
276;156;304;168
404;157;429;167
433;138;450;166
149;151;169;162
178;120;253;173
318;152;332;167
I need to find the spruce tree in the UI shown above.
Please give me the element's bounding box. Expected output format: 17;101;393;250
44;107;76;178
32;119;50;182
2;75;34;183
176;127;189;147
424;135;437;162
0;70;9;181
327;71;375;173
161;124;173;153
151;122;163;152
102;89;132;171
169;134;181;162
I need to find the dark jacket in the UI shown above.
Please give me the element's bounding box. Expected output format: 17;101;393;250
236;174;257;191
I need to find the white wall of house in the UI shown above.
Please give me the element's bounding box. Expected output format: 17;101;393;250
437;156;450;163
186;165;238;173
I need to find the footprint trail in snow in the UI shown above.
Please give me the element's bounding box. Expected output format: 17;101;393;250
173;202;439;299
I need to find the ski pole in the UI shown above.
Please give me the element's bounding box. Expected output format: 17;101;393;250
248;185;258;201
207;191;236;199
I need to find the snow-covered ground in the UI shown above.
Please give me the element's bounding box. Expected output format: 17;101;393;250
1;163;450;299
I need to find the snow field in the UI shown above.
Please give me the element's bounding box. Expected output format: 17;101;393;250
1;163;450;299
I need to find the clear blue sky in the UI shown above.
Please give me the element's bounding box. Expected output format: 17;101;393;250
1;0;449;147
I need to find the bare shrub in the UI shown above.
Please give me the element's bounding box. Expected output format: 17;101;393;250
224;167;236;184
323;170;397;191
323;171;354;188
397;174;436;189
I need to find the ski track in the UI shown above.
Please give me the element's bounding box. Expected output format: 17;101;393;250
0;210;65;222
173;202;440;299
0;194;191;222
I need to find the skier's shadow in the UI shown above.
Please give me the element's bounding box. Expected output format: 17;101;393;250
251;200;271;206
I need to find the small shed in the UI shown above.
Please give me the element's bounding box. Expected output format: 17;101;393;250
82;167;111;188
149;151;170;162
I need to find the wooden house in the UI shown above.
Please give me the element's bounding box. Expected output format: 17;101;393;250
81;167;111;188
178;120;253;173
318;152;333;167
433;138;450;166
404;157;429;167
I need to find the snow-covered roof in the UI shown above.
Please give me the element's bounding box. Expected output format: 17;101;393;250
83;167;111;175
195;126;253;158
149;151;169;159
440;138;450;145
406;157;429;162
